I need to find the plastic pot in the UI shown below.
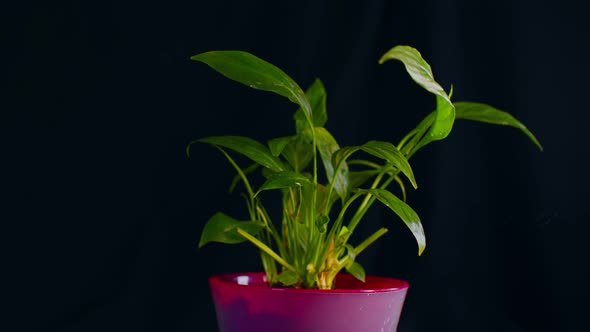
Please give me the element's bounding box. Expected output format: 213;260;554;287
209;272;409;332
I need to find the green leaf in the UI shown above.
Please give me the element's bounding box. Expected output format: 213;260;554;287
268;136;295;157
276;270;300;286
229;163;259;193
314;127;349;199
361;141;417;189
400;111;436;157
256;170;311;195
191;51;312;119
315;214;329;233
280;135;313;172
295;79;328;133
345;261;366;282
454;101;543;151
379;45;455;143
334;141;417;189
360;188;425;255
199;212;264;248
198;136;285;172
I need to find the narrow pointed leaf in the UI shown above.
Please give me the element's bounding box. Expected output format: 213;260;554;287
379;45;455;142
454;101;543;151
333;141;417;189
362;141;417;189
256;171;311;195
295;79;328;133
268;136;295;157
276;270;300;286
199;212;264;247
198;136;285;172
191;51;312;118
360;188;425;255
314;127;349;198
345;261;366;282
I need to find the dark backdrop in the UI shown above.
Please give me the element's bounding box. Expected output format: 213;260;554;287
4;0;588;331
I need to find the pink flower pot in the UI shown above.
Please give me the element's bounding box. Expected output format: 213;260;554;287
209;272;409;332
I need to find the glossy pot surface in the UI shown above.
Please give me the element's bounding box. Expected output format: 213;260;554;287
209;272;409;332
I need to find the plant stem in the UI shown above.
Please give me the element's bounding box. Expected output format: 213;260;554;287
237;228;296;272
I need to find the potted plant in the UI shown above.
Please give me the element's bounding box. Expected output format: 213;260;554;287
187;45;542;332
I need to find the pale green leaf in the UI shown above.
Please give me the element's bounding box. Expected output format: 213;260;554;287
268;136;295;157
256;170;311;195
199;212;264;247
191;51;312;118
198;136;285;172
454;102;543;151
360;188;425;255
295;79;328;132
333;141;417;189
379;45;455;142
314;127;349;199
276;270;300;286
346;261;366;282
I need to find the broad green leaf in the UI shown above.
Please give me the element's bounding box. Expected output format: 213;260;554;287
454;101;543;151
268;136;295;157
198;136;285;172
256;170;311;196
191;51;312;119
345;261;366;282
199;212;264;248
281;135;313;172
333;141;417;189
360;188;425;255
295;79;328;133
276;270;300;286
379;45;455;142
314;127;349;199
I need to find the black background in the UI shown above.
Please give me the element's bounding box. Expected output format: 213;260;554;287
4;0;588;331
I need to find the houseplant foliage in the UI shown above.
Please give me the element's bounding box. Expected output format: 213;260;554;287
188;45;542;290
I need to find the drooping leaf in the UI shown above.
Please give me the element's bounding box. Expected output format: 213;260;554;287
295;79;328;133
359;188;425;255
379;45;455;143
314;127;349;199
199;212;264;248
276;270;300;286
256;171;311;196
198;136;285;172
454;101;543;151
333;141;417;189
345;261;366;282
361;141;417;189
191;51;312;118
268;136;296;157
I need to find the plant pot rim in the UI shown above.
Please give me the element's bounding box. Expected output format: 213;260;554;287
209;271;409;294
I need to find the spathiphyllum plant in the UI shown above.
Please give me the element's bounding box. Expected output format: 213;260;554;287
187;45;542;290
